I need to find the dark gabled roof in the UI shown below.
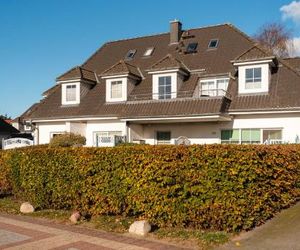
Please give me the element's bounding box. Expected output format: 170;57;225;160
101;60;142;78
56;66;97;83
149;54;189;73
22;22;300;120
0;118;19;133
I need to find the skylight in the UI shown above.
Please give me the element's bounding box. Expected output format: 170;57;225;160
186;42;198;53
143;47;154;57
125;49;136;60
208;39;219;49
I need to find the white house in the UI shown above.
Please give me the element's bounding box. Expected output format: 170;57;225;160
16;21;300;146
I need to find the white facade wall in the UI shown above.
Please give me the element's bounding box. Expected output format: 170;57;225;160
142;122;221;145
37;122;66;144
35;113;300;146
131;113;300;145
85;120;127;146
69;122;86;136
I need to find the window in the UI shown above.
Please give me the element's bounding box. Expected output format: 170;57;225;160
186;42;198;53
157;131;171;145
216;79;229;96
24;121;32;131
208;39;219;48
158;76;172;99
50;132;64;139
221;128;282;144
241;129;261;144
221;129;239;144
125;49;136;60
111;81;122;99
263;129;282;144
66;84;77;102
143;47;154;57
245;67;262;89
201;80;215;96
200;78;229;96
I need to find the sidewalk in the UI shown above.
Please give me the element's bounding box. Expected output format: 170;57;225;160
0;213;190;250
216;202;300;250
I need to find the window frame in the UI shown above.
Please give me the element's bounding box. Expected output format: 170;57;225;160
143;47;154;57
152;73;177;100
238;63;269;94
221;128;283;144
208;39;219;49
106;78;127;102
199;78;229;97
61;82;80;105
125;49;137;60
186;42;198;53
245;67;262;89
110;80;123;99
158;76;172;100
156;131;171;145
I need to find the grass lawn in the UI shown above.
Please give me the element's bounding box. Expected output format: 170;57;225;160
0;196;230;249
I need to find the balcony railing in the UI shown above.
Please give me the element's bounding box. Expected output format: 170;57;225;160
128;89;231;101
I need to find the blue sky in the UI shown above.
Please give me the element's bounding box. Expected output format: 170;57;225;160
1;0;300;118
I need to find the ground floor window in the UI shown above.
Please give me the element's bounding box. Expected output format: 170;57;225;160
241;129;261;144
94;131;122;146
156;131;171;145
221;128;282;144
50;132;64;139
262;129;282;144
221;129;239;144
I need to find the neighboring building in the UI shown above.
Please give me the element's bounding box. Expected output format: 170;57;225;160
16;21;300;146
0;118;19;148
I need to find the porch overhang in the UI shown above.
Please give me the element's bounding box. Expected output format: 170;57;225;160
121;114;232;124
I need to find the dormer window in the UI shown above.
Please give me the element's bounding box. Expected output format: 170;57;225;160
199;78;229;97
245;67;262;89
61;82;80;105
111;80;123;99
66;84;77;102
106;78;127;102
237;63;269;94
151;73;177;100
158;76;172;99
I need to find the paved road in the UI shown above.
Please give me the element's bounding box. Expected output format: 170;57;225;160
216;202;300;250
0;213;190;250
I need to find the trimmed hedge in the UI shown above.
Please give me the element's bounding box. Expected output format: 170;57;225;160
1;144;300;231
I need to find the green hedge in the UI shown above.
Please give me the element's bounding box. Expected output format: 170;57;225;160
1;144;300;231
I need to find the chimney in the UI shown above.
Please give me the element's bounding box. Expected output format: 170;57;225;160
170;20;182;45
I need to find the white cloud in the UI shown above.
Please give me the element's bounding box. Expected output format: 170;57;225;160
287;37;300;56
281;1;300;23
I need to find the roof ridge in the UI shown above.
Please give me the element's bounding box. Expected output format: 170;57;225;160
105;23;234;45
81;23;240;69
224;23;255;44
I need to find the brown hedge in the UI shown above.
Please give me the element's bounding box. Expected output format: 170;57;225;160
0;144;300;231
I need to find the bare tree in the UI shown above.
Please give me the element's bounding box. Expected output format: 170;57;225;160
254;23;293;58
